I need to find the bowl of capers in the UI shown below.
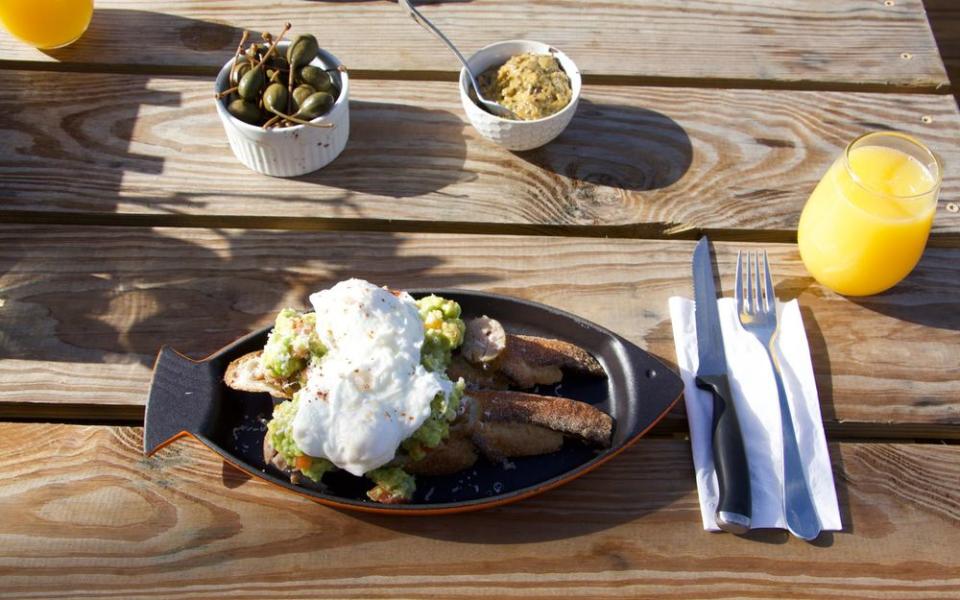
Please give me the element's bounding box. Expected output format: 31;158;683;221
214;25;349;177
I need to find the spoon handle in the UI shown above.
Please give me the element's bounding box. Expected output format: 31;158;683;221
397;0;480;89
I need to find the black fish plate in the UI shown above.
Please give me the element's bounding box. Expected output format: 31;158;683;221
143;289;683;514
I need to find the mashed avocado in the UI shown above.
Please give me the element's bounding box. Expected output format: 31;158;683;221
262;309;325;380
261;292;467;501
415;295;466;373
402;379;465;460
367;467;416;503
267;395;334;482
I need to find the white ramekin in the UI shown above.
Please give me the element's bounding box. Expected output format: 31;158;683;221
214;41;350;177
459;40;581;151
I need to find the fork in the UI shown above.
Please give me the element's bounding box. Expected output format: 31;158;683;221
735;250;822;541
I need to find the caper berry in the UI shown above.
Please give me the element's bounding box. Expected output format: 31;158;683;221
238;67;266;101
227;98;261;124
294;91;334;120
229;56;252;86
222;26;333;129
287;34;319;68
263;82;289;115
298;65;333;93
291;84;316;112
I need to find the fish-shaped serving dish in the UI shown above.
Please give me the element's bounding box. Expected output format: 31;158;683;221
144;289;683;514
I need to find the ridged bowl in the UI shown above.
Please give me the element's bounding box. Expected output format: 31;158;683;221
460;40;581;151
214;41;350;177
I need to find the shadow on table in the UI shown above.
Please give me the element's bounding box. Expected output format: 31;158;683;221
290;100;473;199
0;228;493;368
1;7;481;369
513;99;692;219
41;9;242;65
846;251;960;332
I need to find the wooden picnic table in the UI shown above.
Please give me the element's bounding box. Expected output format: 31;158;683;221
1;1;958;597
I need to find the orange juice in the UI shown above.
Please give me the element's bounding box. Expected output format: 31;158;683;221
0;0;93;49
798;132;941;296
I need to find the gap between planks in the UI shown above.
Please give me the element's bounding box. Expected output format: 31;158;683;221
2;211;959;248
0;60;953;95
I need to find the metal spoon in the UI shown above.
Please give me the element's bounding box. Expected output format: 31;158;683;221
398;0;516;119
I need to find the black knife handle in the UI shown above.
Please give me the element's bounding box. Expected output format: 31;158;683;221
695;373;751;534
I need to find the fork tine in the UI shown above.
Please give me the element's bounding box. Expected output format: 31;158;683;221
733;250;743;313
762;250;775;313
753;251;763;313
746;251;754;314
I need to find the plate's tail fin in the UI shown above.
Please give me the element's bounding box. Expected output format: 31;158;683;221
143;347;222;456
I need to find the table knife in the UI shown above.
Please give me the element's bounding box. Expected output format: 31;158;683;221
692;237;752;534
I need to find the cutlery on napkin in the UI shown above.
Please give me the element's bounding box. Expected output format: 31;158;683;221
670;296;842;533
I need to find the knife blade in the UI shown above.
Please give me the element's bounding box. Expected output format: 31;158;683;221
692;236;751;534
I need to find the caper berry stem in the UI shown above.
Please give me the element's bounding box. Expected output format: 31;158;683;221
265;106;334;128
255;23;292;72
231;30;249;71
262;114;282;129
287;59;295;115
215;85;239;99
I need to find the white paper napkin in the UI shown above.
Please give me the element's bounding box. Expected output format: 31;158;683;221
669;297;842;532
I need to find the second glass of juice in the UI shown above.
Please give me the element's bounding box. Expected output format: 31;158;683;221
0;0;94;49
797;132;942;296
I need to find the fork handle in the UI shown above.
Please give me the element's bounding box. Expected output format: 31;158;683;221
696;373;752;534
765;347;822;541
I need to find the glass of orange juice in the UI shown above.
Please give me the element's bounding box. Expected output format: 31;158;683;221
0;0;94;49
797;132;942;296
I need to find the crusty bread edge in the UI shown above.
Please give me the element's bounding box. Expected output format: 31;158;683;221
471;390;613;447
223;350;291;399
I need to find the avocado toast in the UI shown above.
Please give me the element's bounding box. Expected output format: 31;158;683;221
224;279;612;504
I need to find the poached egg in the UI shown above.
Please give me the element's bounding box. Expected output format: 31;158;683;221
291;279;451;476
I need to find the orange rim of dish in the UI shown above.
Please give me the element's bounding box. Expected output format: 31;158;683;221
148;388;681;515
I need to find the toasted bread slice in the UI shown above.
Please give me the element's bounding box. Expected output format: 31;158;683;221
498;334;605;388
223;351;292;399
472;421;563;460
460;317;605;389
402;430;479;476
446;355;510;391
471;390;613;448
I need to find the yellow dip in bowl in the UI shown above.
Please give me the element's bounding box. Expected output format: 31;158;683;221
478;53;572;121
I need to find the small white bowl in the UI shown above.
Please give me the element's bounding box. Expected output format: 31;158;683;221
214;41;350;177
459;40;581;151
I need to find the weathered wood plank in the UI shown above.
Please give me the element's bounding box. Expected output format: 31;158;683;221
926;0;960;103
1;73;958;238
0;0;948;89
0;425;957;598
0;226;957;437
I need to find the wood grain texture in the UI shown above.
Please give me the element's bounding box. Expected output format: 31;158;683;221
0;0;948;89
926;0;960;102
1;226;957;436
1;72;959;238
0;424;958;599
